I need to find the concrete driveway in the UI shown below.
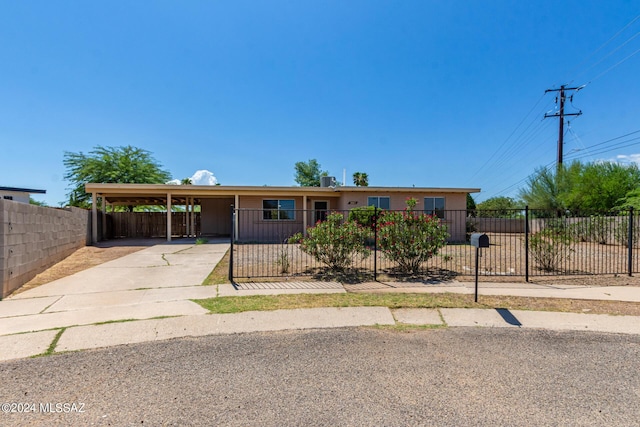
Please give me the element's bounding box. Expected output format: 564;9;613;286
0;239;230;336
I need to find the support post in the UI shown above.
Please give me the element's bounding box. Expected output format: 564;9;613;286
373;207;378;281
229;204;234;283
186;197;190;237
525;206;529;282
234;194;239;240
475;247;480;303
166;193;172;242
629;207;634;277
191;198;196;237
101;196;106;241
91;192;98;244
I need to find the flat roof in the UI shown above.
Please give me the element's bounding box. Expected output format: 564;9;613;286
85;183;480;206
0;186;46;194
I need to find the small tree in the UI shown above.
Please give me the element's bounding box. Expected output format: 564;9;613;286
377;198;449;274
294;159;328;187
294;213;371;270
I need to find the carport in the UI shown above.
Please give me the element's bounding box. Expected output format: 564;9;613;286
85;183;237;244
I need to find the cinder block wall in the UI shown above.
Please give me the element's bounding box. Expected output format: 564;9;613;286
0;200;90;299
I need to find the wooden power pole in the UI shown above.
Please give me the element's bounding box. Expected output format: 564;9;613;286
544;85;583;167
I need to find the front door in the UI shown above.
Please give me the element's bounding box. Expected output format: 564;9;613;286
314;201;328;223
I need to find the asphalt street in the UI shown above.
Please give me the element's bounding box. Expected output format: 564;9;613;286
1;327;639;426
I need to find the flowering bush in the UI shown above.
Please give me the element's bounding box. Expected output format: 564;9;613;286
295;212;372;270
377;200;449;274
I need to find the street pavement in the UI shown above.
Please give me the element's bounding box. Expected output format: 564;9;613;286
1;238;640;362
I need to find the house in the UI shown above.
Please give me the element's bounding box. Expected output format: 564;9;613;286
85;182;480;244
0;186;46;204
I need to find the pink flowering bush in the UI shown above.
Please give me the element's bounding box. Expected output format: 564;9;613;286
294;212;372;271
377;199;449;274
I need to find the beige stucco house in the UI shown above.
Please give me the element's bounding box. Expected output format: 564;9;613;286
85;183;480;244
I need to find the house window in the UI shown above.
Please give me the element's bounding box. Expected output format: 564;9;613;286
263;199;295;220
424;197;445;219
367;196;390;210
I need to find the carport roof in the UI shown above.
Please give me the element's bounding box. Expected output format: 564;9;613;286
85;183;480;206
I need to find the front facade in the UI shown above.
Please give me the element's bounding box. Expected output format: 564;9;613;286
85;184;480;244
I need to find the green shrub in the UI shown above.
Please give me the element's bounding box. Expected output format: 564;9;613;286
348;205;378;229
377;200;449;274
569;216;611;244
529;228;573;272
297;212;372;270
613;217;640;248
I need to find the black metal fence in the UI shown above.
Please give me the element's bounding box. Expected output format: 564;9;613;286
229;207;640;281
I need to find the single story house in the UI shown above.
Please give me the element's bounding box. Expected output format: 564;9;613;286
0;186;46;204
85;182;480;244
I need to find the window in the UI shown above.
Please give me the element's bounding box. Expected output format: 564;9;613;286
3;196;13;200
367;196;390;210
424;197;445;219
263;199;295;220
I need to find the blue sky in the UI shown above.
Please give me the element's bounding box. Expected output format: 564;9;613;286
1;1;639;206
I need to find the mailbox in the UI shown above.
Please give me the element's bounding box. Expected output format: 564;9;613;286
470;233;490;248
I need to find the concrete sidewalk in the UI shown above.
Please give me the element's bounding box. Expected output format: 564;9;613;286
345;280;640;302
1;239;640;362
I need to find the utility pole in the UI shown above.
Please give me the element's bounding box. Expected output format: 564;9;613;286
544;85;583;167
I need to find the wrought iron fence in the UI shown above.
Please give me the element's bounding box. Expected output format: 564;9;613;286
229;207;639;281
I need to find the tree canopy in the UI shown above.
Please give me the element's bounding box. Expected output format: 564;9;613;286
518;161;640;214
294;159;328;187
476;196;521;217
63;145;171;207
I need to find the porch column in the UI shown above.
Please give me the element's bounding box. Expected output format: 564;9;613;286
234;194;239;240
190;197;196;237
185;197;191;237
166;193;172;242
303;195;308;236
91;192;98;244
101;195;106;241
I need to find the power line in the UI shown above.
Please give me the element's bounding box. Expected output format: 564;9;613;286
567;13;640;83
467;93;547;181
590;45;640;82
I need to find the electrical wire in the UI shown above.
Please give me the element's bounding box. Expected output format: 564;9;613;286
567;13;640;83
467;92;547;181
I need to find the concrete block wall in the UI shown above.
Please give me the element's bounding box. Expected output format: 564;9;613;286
0;200;90;299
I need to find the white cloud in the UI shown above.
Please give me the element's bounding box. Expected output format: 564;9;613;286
614;154;640;165
166;170;218;185
190;170;218;185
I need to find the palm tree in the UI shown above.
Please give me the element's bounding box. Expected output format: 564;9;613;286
181;178;192;185
352;172;369;187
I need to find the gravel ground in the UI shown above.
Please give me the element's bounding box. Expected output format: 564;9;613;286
1;328;639;426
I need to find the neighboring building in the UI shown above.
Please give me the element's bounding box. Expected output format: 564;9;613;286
0;186;46;204
86;182;480;244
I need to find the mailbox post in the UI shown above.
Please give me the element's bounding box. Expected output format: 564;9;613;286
470;233;490;302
